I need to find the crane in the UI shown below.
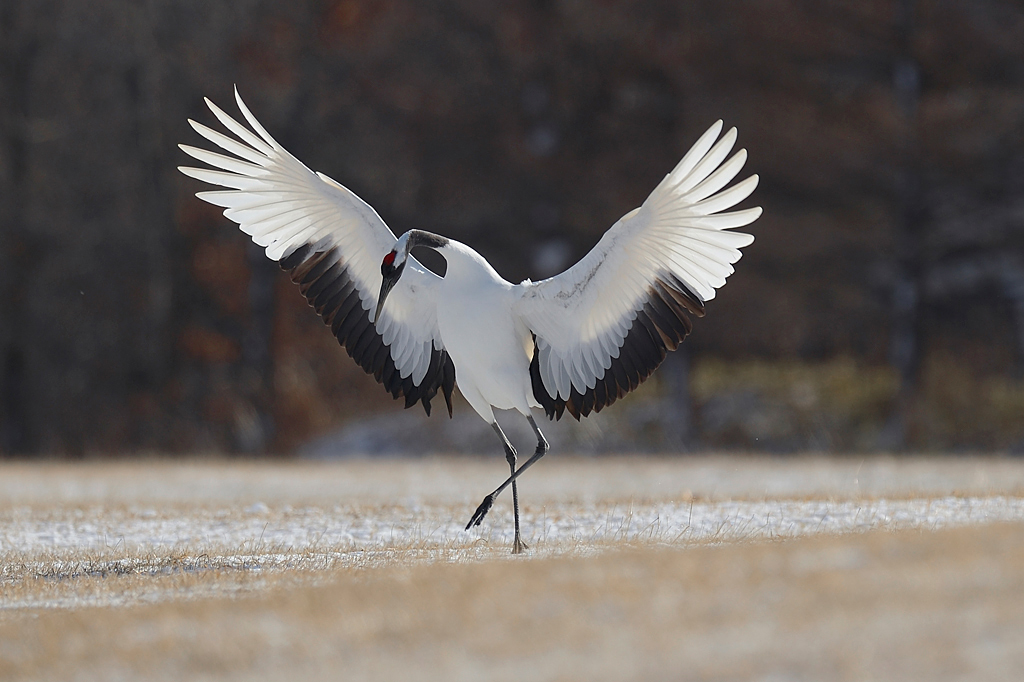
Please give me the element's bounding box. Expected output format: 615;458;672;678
179;89;761;554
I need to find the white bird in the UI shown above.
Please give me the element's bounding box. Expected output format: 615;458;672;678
179;89;761;554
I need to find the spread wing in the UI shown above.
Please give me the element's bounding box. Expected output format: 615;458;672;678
178;89;455;416
515;121;760;420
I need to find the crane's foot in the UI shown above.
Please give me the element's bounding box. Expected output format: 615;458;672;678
465;494;494;530
511;535;529;555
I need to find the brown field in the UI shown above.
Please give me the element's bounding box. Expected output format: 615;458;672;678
2;455;1024;681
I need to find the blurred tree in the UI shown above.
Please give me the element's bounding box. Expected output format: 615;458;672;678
0;0;1022;455
0;0;40;454
882;0;925;450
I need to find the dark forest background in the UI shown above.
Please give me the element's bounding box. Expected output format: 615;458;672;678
1;0;1023;456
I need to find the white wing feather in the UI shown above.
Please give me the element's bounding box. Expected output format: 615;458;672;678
178;89;444;386
516;121;760;402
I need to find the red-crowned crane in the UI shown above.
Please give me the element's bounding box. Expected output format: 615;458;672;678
179;89;761;554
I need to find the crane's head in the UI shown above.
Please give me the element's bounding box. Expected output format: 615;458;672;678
375;247;407;323
374;230;449;324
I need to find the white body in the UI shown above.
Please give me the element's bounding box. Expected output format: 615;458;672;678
434;241;539;422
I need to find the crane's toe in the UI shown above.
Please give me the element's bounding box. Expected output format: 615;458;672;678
466;494;494;530
511;536;529;554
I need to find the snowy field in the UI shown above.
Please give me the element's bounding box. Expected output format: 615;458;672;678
2;455;1024;680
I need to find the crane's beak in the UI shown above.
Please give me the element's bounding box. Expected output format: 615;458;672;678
375;261;404;324
374;277;396;324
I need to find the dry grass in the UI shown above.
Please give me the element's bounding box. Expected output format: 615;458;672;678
2;522;1023;681
2;456;1024;681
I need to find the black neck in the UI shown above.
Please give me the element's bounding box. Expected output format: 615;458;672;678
408;230;449;250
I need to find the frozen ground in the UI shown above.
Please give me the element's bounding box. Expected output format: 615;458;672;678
2;455;1024;680
3;456;1024;607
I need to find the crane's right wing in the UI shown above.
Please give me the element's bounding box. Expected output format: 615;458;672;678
515;121;760;420
178;89;455;416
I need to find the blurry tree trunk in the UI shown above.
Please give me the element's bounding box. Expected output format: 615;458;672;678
240;243;276;453
0;3;36;454
659;347;694;452
881;0;925;451
129;3;174;398
125;0;183;449
1004;267;1024;379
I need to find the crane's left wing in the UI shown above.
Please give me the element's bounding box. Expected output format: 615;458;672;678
178;90;455;416
515;121;760;420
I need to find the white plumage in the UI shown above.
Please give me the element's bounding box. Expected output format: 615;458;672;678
518;120;758;406
179;89;761;552
179;93;446;392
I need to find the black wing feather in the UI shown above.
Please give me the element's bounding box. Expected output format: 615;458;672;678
529;273;704;421
282;245;456;417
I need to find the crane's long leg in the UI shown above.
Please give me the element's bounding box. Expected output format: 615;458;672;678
466;415;550;543
489;422;527;554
